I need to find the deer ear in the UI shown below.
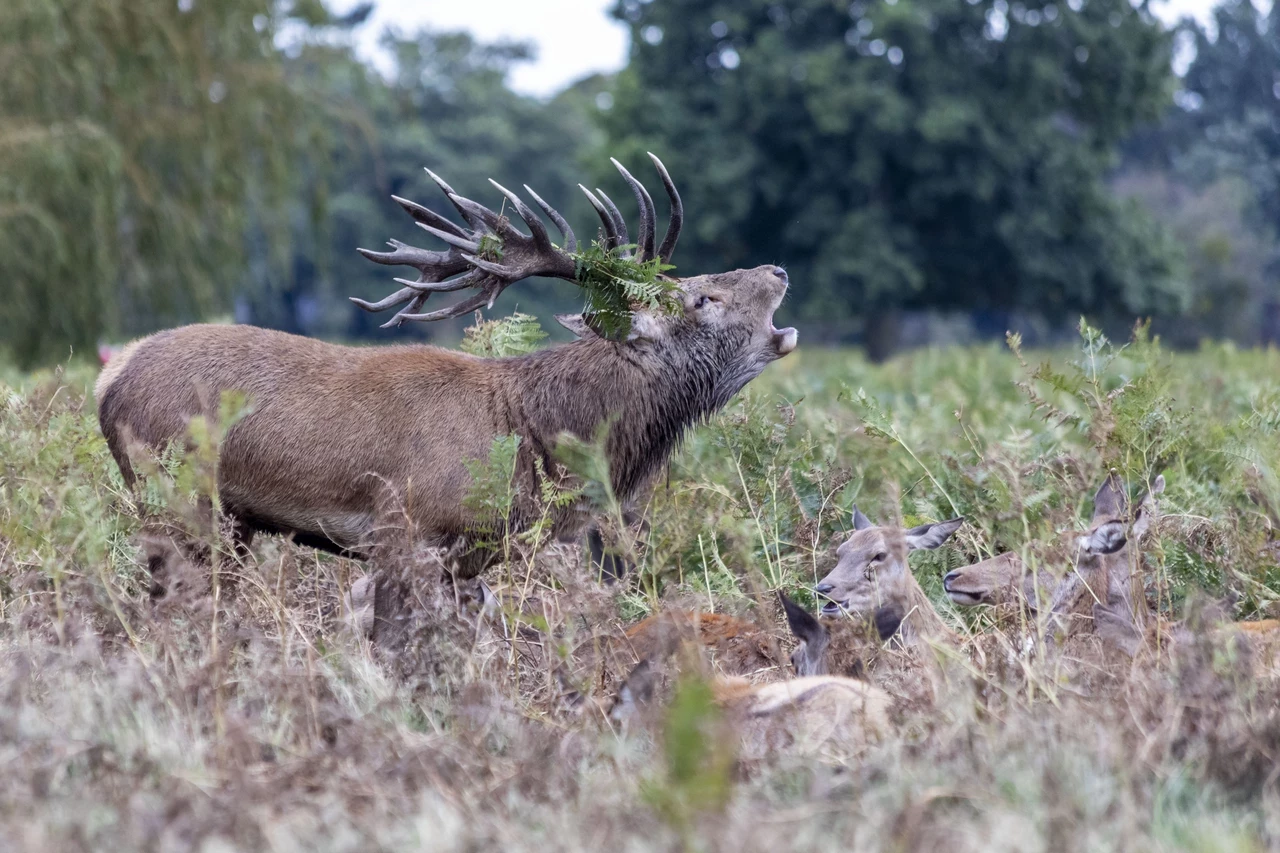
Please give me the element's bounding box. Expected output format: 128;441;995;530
782;594;829;677
1082;520;1128;555
609;660;657;724
1132;474;1165;540
904;517;964;551
1092;473;1127;521
555;313;601;340
780;592;827;648
851;505;875;531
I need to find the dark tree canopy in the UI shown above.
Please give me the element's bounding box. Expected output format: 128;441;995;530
601;0;1185;342
1176;0;1280;227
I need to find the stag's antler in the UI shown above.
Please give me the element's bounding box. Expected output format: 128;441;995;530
354;155;683;327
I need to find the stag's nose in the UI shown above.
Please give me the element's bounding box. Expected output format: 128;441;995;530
943;570;960;589
772;266;788;283
814;582;834;596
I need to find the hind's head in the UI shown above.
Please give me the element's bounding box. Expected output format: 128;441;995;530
813;506;963;619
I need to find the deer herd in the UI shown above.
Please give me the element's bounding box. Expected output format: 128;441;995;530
93;155;1277;762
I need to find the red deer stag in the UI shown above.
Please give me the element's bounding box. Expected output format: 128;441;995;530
96;156;798;579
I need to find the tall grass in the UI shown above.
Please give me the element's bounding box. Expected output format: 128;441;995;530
2;326;1279;850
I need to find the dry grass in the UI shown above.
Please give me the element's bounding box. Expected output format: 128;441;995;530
3;332;1280;851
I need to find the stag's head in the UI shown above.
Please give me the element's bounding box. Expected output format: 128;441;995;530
353;155;797;398
813;506;964;619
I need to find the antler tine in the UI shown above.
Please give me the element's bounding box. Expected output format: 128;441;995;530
647;152;683;264
395;287;498;324
446;192;526;243
391;195;467;239
460;252;520;278
391;275;483;293
416;222;481;254
594;189;631;252
524;184;576;253
489;180;553;251
579;185;623;250
425;168;485;232
350;271;483;313
357;239;467;274
611;158;656;262
350;285;419;313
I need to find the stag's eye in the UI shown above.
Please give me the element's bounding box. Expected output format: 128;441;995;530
873;551;887;563
693;295;712;309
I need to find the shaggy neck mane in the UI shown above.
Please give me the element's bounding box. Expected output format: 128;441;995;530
507;332;732;501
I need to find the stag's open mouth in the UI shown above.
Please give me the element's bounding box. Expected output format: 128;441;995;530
767;270;797;356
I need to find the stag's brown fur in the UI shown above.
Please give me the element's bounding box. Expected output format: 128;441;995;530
97;266;795;575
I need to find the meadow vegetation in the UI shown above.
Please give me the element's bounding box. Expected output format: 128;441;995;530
2;323;1280;850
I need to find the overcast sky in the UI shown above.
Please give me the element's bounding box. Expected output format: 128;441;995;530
330;0;1233;98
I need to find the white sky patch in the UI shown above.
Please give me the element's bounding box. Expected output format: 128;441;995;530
323;0;1231;99
329;0;631;97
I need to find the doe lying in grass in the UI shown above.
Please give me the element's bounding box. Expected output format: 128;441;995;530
811;506;965;645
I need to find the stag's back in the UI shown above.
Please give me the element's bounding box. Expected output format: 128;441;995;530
96;324;501;551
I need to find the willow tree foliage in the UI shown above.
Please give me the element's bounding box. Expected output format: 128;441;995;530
0;0;322;366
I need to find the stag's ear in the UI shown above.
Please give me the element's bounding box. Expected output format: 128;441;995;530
851;505;875;531
780;592;829;676
1082;520;1128;555
904;517;964;551
626;310;668;343
555;313;601;340
1132;473;1165;540
1092;473;1128;522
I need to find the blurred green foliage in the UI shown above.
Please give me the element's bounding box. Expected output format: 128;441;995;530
0;0;333;367
2;0;1278;365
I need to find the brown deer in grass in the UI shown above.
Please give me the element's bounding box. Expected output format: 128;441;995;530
939;474;1165;653
96;156;797;581
621;609;781;677
939;475;1163;620
605;647;894;763
618;589;906;682
810;507;965;645
930;474;1280;675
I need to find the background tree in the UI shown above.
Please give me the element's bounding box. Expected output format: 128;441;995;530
1126;0;1280;343
601;0;1186;355
237;30;609;342
0;0;339;367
